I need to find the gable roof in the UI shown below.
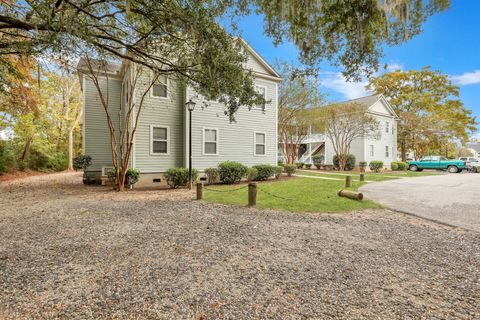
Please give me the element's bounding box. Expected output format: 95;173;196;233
339;94;398;118
239;38;282;81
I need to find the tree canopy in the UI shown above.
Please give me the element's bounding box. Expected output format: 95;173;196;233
1;0;450;115
367;68;478;160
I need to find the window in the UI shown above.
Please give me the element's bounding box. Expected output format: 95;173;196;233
255;85;266;109
152;74;168;98
150;125;169;155
385;121;389;133
203;128;218;155
385;146;389;157
255;132;266;155
369;145;374;157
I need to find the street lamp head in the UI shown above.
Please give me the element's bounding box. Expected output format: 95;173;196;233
186;99;196;112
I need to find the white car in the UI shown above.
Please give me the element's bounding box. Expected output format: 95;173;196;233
459;157;479;166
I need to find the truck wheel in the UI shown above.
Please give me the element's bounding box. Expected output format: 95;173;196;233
447;166;458;173
409;165;418;172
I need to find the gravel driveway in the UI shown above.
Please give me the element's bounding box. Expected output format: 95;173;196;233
1;172;479;319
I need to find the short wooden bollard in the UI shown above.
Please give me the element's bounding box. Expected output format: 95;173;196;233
345;176;352;188
338;189;364;201
248;182;257;207
196;182;204;200
359;173;365;182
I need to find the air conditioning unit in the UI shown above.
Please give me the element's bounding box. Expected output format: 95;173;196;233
101;166;115;176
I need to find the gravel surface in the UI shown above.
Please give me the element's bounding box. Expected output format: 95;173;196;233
1;172;479;319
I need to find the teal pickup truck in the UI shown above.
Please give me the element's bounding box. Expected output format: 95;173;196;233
408;156;466;173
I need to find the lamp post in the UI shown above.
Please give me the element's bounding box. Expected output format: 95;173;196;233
186;99;196;189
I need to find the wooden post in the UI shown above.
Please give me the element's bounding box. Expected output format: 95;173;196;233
359;173;365;182
196;182;203;200
345;176;352;188
248;182;257;207
338;189;364;201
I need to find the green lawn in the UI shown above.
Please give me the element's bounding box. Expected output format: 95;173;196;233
297;169;444;182
203;177;381;213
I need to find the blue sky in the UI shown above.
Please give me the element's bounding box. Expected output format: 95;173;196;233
232;1;480;136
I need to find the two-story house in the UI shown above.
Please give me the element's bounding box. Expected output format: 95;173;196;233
78;41;281;187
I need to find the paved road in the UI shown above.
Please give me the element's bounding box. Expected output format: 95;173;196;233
360;173;480;232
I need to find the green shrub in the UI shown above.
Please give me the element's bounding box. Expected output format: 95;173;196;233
218;161;247;184
275;166;283;179
359;161;367;169
390;161;399;171
125;168;140;187
315;164;322;169
106;167;141;188
73;155;92;171
0;140;16;173
204;167;219;184
284;164;296;176
397;161;408;171
369;160;384;172
28;149;50;171
246;167;258;181
305;163;312;169
312;155;324;165
333;154;356;171
43;152;67;172
252;164;276;181
165;167;198;188
277;160;284;166
295;162;304;169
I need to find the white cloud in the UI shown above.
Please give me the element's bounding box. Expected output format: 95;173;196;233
319;72;370;100
450;70;480;86
318;62;403;100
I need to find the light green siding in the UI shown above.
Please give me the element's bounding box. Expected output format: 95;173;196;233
188;77;278;170
133;70;185;172
83;75;122;172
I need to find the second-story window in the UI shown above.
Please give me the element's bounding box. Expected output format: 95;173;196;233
255;85;266;109
386;121;389;133
152;74;168;98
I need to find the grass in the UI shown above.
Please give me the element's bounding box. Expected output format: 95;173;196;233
203;177;382;213
297;169;444;182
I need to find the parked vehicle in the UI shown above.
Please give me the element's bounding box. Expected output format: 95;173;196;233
459;157;479;166
408;156;466;173
468;161;480;173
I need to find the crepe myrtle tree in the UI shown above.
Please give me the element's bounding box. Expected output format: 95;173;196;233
319;102;379;171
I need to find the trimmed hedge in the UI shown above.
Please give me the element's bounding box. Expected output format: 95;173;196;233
218;161;247;184
125;168;140;187
252;164;276;181
204;167;219;184
312;155;324;165
333;154;356;171
397;162;408;171
390;161;399;171
165;167;198;188
369;160;384;172
284;164;296;176
275;166;283;179
305;163;312;169
295;162;305;169
246;167;258;181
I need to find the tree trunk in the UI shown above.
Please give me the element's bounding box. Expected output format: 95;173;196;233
67;128;74;170
20;137;32;161
400;140;407;161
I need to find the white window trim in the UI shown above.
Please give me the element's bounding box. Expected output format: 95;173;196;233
385;146;389;158
149;70;169;99
150;125;170;156
202;127;219;156
385;121;389;133
254;131;267;156
369;145;375;157
254;84;267;110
